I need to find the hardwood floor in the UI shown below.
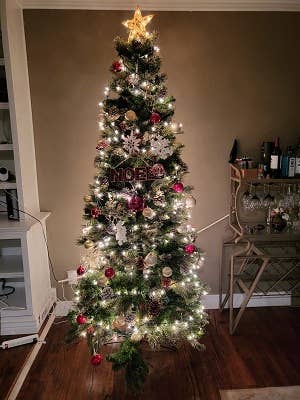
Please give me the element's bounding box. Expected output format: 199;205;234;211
0;335;34;400
2;307;300;400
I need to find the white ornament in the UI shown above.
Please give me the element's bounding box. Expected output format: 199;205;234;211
144;252;157;267
115;220;127;245
122;130;141;154
185;194;196;208
142;207;155;219
162;267;172;277
150;135;173;160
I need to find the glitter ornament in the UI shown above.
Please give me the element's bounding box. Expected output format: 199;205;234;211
144;252;157;267
84;195;92;202
150;135;173;160
98;276;108;286
84;239;94;249
91;353;103;366
131;332;143;342
150;112;161;124
142;207;155;219
96;140;109;150
122;130;141;154
185;194;196;208
151;163;165;178
76;314;87;325
105;267;116;279
171;122;183;134
162;266;172;277
77;265;86;276
112;60;123;72
115;220;127;245
113;315;126;330
107;222;116;235
91;207;101;219
125;110;137;121
128;195;145;212
172;182;184;193
162;277;172;288
185;244;196;254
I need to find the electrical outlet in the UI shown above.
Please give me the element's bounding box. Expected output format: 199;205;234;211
55;301;75;317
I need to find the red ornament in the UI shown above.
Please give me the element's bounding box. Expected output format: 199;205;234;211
104;267;115;279
150;112;161;124
76;314;87;325
91;207;101;219
162;277;172;288
128;195;145;212
185;244;196;254
112;60;122;73
172;182;184;193
91;353;103;366
96;140;109;150
151;163;165;178
77;265;86;276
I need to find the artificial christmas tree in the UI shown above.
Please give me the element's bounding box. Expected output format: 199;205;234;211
69;7;208;391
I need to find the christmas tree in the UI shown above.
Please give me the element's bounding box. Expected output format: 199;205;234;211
69;7;208;391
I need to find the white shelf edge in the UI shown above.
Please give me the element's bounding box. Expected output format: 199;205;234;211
0;143;13;151
0;181;17;189
0;272;24;278
0;102;9;110
0;211;51;234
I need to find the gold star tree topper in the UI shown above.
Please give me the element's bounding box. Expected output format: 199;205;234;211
122;6;154;42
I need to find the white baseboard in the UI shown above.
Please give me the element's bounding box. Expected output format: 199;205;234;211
203;293;291;309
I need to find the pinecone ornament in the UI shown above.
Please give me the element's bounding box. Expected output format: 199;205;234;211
148;299;161;316
101;286;114;300
125;312;135;324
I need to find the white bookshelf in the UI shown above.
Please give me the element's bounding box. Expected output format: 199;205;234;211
0;0;56;335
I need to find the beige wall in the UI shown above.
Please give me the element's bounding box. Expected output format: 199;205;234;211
23;10;300;296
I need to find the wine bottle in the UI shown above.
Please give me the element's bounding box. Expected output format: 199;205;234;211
281;147;289;178
288;146;296;178
295;142;300;177
270;137;281;178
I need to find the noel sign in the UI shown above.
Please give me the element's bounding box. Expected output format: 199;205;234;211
109;164;165;183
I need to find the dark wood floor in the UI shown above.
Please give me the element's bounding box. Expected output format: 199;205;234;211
1;307;300;400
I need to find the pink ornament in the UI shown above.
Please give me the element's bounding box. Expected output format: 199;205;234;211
76;314;87;325
185;244;196;254
128;195;145;212
104;267;115;279
77;265;86;276
91;353;103;366
151;163;165;178
91;207;101;219
112;60;122;73
150;112;161;124
172;182;184;193
96;140;109;150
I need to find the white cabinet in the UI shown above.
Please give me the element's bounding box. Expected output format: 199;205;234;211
0;0;55;335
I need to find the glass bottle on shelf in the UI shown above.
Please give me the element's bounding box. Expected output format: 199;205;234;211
295;142;300;178
270;137;281;178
